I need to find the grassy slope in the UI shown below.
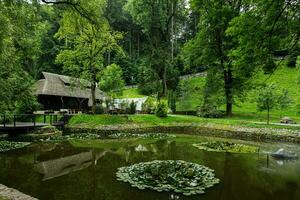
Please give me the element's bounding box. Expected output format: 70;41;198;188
177;65;300;122
234;65;300;121
116;64;299;122
176;77;206;111
117;88;146;99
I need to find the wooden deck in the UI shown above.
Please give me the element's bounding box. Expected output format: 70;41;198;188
0;114;66;132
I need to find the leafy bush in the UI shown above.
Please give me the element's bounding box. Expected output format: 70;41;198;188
129;101;136;114
197;103;223;118
155;101;168;117
168;91;176;113
0;141;30;152
142;97;156;114
95;104;104;114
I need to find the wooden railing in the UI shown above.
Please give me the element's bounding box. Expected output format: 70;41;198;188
0;114;67;129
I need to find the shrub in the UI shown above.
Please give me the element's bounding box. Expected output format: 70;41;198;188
168;91;176;113
155;101;168;117
129;101;136;114
142;98;156;114
197;103;223;118
95;104;104;114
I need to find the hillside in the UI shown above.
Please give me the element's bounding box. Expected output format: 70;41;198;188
120;64;299;122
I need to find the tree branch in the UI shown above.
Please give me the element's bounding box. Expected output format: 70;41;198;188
41;0;97;25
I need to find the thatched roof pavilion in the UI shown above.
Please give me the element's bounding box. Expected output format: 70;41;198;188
35;72;105;110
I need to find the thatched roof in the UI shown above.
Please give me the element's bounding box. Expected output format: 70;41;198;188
35;72;105;106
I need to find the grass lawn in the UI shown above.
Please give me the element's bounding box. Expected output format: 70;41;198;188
68;114;300;130
117;88;146;99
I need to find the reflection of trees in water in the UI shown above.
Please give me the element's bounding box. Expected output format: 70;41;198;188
0;140;299;200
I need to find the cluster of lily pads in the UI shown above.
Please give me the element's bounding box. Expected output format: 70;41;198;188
193;141;258;153
44;133;102;141
0;141;30;152
109;132;176;139
116;160;219;196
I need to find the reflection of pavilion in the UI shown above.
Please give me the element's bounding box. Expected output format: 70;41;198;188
34;150;107;181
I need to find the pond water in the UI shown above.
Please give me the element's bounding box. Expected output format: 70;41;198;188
0;134;300;200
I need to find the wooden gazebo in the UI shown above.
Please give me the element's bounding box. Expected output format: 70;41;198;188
34;72;105;111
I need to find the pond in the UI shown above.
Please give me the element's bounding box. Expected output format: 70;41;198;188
0;134;300;200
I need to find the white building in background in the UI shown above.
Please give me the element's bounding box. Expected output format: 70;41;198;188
113;97;148;112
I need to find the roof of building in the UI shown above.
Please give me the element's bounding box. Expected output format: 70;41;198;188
34;72;105;106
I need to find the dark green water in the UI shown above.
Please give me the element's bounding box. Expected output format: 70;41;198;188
0;135;300;200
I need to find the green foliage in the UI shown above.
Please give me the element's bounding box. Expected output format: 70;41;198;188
197;103;224;119
155;101;168;117
55;0;123;112
116;160;219;196
168;91;176;113
99;63;125;98
95;104;105;114
277;89;293;115
0;3;39;114
0;141;30;152
125;0;184;96
255;84;293;124
142;98;156;114
129;101;137;114
108;133;176;139
193;141;258;153
117;88;145;99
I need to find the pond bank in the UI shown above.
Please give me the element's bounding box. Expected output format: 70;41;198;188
0;184;38;200
66;124;300;144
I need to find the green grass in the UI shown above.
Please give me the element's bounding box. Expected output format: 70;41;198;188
104;63;300;124
176;77;206;111
117;88;146;98
176;64;300;122
68;114;300;130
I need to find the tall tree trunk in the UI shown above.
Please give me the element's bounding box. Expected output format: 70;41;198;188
91;82;96;114
137;32;140;59
91;66;97;114
267;105;270;125
224;68;233;116
162;65;167;96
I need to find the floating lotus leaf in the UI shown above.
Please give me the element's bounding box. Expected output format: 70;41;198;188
116;160;219;196
193;141;258;153
109;133;176;139
0;141;30;152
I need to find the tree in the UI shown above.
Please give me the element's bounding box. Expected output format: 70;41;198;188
0;1;37;114
277;89;293;117
255;85;278;124
55;0;123;113
227;0;300;75
99;64;125;99
255;84;291;124
125;0;185;97
183;0;246;116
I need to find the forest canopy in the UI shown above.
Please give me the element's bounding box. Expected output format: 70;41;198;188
0;0;299;116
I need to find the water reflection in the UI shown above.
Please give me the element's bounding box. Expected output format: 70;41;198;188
0;137;299;200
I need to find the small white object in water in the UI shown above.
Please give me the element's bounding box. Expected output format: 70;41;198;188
275;148;285;154
135;144;148;152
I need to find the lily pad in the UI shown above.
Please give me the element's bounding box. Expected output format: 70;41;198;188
109;133;176;139
0;141;30;152
116;160;219;196
193;141;258;153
